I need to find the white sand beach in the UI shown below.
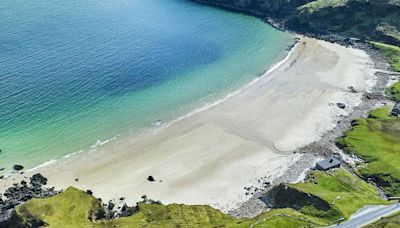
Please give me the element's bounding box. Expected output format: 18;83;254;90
1;37;375;211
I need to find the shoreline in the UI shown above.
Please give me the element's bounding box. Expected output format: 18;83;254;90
0;38;380;214
230;40;395;218
9;37;299;177
5;38;298;176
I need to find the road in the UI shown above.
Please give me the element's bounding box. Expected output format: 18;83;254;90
329;204;400;228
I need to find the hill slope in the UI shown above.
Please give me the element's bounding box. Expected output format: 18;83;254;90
193;0;400;45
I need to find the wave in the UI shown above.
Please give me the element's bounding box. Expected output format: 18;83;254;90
26;159;57;172
161;39;300;129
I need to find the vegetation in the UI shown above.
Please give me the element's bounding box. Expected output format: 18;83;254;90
294;0;400;45
371;42;400;72
193;0;400;45
386;82;400;102
365;212;400;228
336;106;400;196
2;168;387;227
372;42;400;101
1;187;316;227
290;168;388;220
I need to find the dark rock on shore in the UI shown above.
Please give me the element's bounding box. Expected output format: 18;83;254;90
391;103;400;117
30;173;47;187
0;173;59;223
337;103;346;109
147;176;155;182
12;165;24;171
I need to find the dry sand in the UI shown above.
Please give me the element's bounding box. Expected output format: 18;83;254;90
1;37;375;211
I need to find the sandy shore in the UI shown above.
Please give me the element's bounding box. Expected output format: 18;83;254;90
0;37;375;211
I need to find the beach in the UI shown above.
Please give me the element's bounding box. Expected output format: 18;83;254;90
0;37;375;211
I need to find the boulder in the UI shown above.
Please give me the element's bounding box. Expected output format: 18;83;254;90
391;103;400;117
12;165;24;171
337;103;346;109
147;176;155;182
30;173;47;187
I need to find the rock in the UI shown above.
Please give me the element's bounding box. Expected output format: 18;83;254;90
107;200;115;210
391;103;400;117
121;203;128;213
147;176;155;182
30;173;47;187
12;165;24;171
348;86;357;93
351;120;359;126
337;103;346;109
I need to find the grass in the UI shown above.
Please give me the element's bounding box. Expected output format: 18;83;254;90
4;168;387;228
370;42;400;72
386;82;400;102
290;168;388;220
364;212;400;228
4;187;314;228
11;187;104;227
299;0;349;13
336;106;400;196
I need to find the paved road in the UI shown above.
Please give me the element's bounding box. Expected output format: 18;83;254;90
329;204;400;228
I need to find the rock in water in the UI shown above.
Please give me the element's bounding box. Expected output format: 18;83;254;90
12;165;24;171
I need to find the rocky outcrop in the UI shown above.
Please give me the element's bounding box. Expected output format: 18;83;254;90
192;0;400;46
0;173;58;225
193;0;312;17
260;184;343;219
391;103;400;116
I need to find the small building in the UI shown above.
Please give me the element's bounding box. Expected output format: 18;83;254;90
316;157;341;171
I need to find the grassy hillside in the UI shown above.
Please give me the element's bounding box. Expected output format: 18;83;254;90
0;187;314;227
2;168;387;227
193;0;400;45
290;168;387;219
336;106;400;196
365;212;400;228
294;0;400;45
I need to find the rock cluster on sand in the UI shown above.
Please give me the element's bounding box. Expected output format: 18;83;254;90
0;173;58;222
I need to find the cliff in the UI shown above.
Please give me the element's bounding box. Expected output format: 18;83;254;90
193;0;400;45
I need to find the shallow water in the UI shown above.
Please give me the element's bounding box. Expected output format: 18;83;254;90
0;0;294;170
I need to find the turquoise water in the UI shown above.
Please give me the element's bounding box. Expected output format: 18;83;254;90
0;0;294;171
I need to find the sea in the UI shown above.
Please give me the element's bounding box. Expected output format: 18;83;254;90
0;0;294;171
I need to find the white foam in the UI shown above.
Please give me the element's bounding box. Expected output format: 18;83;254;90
63;150;85;159
161;41;300;129
26;159;57;172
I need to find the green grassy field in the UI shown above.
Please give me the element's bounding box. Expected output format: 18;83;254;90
3;168;387;228
336;106;400;196
290;168;388;220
